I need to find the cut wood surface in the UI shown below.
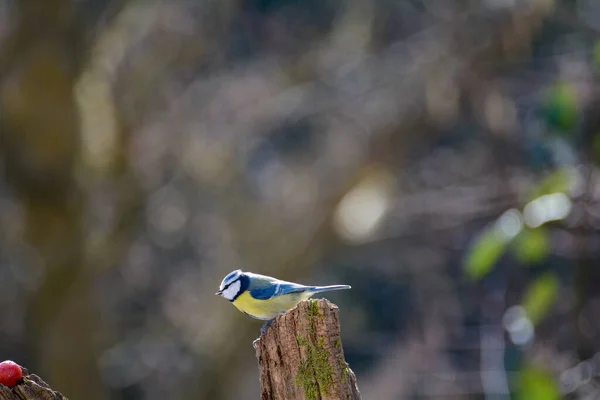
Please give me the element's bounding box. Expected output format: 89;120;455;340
255;299;360;400
0;368;68;400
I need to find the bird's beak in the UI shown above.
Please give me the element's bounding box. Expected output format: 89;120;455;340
215;290;222;296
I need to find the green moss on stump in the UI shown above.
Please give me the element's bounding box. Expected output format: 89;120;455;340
295;336;334;400
306;299;324;319
294;299;336;400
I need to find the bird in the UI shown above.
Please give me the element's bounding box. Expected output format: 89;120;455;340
215;269;351;334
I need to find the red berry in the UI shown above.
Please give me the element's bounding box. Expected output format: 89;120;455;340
0;360;23;388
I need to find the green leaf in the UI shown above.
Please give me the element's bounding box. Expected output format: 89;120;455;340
521;273;559;324
464;228;507;281
528;167;576;201
517;365;561;400
513;228;549;265
465;210;523;280
541;82;578;133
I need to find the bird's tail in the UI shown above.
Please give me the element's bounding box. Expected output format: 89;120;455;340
310;285;351;293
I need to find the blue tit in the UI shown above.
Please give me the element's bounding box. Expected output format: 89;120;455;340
215;269;351;330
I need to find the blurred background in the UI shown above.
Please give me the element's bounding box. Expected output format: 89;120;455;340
0;0;599;399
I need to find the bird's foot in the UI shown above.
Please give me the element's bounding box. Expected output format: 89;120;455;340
255;313;287;348
259;318;275;336
254;321;270;348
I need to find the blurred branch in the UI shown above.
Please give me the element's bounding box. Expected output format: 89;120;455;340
0;1;106;399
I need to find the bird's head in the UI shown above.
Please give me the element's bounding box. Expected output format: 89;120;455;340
216;269;245;301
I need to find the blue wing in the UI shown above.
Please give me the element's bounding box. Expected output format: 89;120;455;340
250;281;310;300
249;284;278;300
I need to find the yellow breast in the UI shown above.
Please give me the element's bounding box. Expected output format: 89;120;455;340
232;290;314;320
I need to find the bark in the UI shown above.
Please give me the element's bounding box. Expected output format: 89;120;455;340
0;368;68;400
255;299;360;400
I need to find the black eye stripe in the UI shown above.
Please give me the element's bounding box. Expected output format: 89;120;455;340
222;278;240;291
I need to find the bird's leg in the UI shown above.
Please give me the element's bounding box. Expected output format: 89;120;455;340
253;319;274;349
254;313;286;349
259;318;275;336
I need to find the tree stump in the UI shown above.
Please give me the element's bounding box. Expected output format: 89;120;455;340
255;299;361;400
0;368;68;400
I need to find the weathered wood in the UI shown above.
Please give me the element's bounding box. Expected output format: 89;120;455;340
255;299;360;400
0;369;68;400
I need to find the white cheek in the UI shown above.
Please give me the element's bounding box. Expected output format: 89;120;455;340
223;280;241;300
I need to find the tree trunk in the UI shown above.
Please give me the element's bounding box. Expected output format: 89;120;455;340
255;299;361;400
0;368;68;400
